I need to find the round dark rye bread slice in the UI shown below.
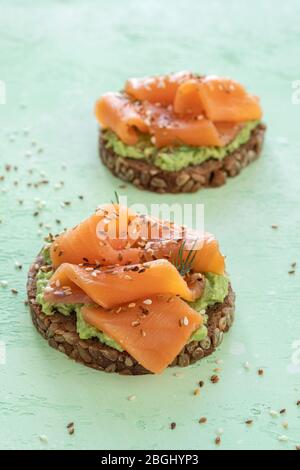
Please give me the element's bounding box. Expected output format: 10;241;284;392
27;255;235;375
99;123;266;193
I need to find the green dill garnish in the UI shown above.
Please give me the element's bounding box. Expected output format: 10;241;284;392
111;190;120;205
173;240;197;276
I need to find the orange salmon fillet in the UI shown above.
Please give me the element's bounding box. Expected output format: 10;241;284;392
44;259;200;308
50;205;225;275
82;295;202;373
95;92;148;145
125;71;193;106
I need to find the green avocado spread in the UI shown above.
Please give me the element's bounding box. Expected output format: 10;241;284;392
36;267;229;352
103;120;259;172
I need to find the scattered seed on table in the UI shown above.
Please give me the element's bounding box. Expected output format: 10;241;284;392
199;417;207;424
280;409;286;414
215;436;221;445
296;445;300;451
210;375;219;384
0;281;8;288
258;368;264;376
39;434;48;443
127;395;136;401
193;388;200;396
269;410;279;418
243;361;250;370
291;262;297;268
15;261;22;270
67;422;74;435
78;195;84;200
199;380;204;388
170;422;176;430
288;270;295;275
282;421;289;429
11;288;18;295
271;224;278;229
173;372;184;378
278;435;289;442
296;400;300;406
245;420;253;425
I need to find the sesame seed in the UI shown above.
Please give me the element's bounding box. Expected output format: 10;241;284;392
55;280;61;288
131;320;140;327
180;316;189;327
243;361;250;370
39;435;48;443
44;286;54;294
269;410;279;418
128;302;136;308
193;388;200;396
143;299;152;305
0;281;8;288
282;421;289;429
278;435;289;442
127;395;136;401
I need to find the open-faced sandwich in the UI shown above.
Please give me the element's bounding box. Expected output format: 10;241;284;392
27;203;235;374
95;72;266;193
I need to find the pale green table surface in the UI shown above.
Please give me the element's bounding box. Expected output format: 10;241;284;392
0;0;300;451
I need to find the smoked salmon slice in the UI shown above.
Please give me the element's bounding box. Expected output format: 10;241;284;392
196;76;262;122
174;76;262;122
50;204;143;269
44;259;201;307
50;205;225;275
173;79;205;116
125;71;193;106
81;295;203;374
95;92;148;145
151;115;238;148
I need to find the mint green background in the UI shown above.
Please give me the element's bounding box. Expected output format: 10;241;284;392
0;0;300;451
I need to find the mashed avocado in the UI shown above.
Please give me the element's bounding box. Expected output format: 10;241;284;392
103;120;259;172
36;267;229;352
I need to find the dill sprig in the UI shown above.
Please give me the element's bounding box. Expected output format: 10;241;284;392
111;190;120;205
174;240;197;276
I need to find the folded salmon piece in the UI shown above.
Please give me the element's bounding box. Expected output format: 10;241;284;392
82;295;202;374
95;92;148;145
50;204;143;269
50;204;225;275
44;259;203;308
174;76;262;122
125;71;193;106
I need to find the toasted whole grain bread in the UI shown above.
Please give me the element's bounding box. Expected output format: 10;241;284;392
99;124;266;193
27;255;235;375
